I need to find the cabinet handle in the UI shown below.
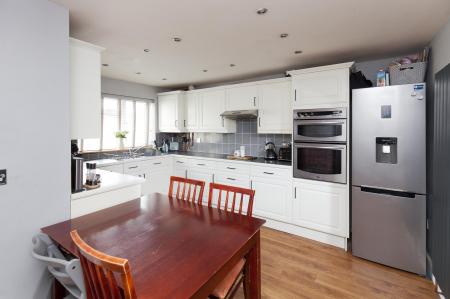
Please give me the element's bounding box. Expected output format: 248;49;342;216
143;173;146;179
153;162;162;165
184;120;186;127
253;97;256;107
251;180;253;189
263;171;274;175
197;163;205;166
185;169;187;178
221;117;224;127
294;187;297;199
212;174;215;183
294;89;297;101
226;167;236;170
258;117;261;127
176;161;184;164
227;177;236;181
128;166;138;169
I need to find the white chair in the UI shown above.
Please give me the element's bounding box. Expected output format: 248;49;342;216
32;233;86;299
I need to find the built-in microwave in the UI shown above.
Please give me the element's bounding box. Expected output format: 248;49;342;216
293;143;347;184
293;108;347;143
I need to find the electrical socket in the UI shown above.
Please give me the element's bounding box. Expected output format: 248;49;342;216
0;169;6;185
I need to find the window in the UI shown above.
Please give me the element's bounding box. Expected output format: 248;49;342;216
79;95;156;151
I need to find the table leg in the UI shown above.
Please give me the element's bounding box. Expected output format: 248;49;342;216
53;278;66;299
244;230;261;299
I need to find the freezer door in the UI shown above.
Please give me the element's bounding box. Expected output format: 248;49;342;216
352;84;426;194
351;186;426;275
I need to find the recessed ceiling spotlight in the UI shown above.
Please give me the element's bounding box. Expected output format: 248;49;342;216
136;72;141;75
280;33;289;38
162;78;167;80
143;49;150;52
256;8;268;15
203;69;208;72
294;50;303;54
173;37;182;42
229;64;236;67
102;63;109;67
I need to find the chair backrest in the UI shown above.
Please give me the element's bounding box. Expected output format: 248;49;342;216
70;230;137;299
32;233;86;299
168;176;205;205
208;183;255;216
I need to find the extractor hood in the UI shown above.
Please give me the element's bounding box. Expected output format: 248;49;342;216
220;110;258;120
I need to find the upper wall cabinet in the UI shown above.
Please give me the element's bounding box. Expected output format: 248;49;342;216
158;91;186;132
185;92;200;131
257;79;292;134
225;84;258;111
288;62;354;109
199;88;236;133
70;38;104;139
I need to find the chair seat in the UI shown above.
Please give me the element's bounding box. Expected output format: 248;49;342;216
211;258;246;299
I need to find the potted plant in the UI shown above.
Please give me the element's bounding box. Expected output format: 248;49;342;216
115;131;128;149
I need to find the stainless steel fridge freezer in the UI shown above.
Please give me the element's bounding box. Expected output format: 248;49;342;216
351;83;426;275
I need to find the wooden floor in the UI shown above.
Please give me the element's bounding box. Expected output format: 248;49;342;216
235;227;437;299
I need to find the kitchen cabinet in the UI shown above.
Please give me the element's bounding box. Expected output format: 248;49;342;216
199;88;236;133
226;84;258;111
288;62;353;109
187;168;214;205
185;92;200;131
147;168;171;195
257;79;292;134
70;38;104;139
158;91;186;132
292;179;348;237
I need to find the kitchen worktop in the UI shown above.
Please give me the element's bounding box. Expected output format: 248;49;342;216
71;168;145;200
86;151;292;167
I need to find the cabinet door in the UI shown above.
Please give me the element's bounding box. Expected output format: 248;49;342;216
187;169;213;205
158;94;178;132
251;177;292;222
258;81;292;134
292;179;348;237
226;85;258;110
292;68;349;108
124;169;148;196
200;89;227;131
147;168;171;195
214;172;250;188
185;92;199;130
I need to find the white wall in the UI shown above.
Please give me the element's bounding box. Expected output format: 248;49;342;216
102;76;164;99
0;1;70;298
430;16;450;76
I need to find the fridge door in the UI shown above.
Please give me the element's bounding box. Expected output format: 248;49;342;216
352;186;426;275
352;84;426;194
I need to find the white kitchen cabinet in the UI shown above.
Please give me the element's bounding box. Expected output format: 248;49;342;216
214;172;250;188
70;38;104;139
199;88;236;133
251;170;292;223
185;92;200;131
226;84;258;111
158;91;186;132
146;168;171;195
257;79;292;134
288;62;353;109
292;179;348;237
187;166;214;205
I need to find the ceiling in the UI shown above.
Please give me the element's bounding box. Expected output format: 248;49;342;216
53;0;450;88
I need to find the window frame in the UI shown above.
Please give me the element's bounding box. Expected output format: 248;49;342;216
79;93;156;152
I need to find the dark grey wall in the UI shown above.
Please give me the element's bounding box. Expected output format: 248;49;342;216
0;0;70;298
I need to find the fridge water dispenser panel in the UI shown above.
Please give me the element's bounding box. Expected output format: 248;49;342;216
376;137;398;164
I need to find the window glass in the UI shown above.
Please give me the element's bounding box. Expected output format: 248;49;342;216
102;97;119;149
120;100;135;148
148;102;156;145
135;101;148;147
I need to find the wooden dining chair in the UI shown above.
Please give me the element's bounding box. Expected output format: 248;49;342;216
70;230;137;299
208;183;256;299
208;183;255;216
168;176;205;205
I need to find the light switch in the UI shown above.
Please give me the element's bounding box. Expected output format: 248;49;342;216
0;169;6;185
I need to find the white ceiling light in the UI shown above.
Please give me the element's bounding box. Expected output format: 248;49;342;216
203;69;208;72
102;63;109;67
229;64;236;67
294;50;303;54
136;72;141;75
280;33;288;38
256;8;268;15
143;49;150;52
173;37;182;42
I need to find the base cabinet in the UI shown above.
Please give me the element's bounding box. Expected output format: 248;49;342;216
292;179;348;237
251;177;292;222
187;169;214;205
146;168;171;195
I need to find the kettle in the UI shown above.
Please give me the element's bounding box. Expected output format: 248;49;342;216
264;142;278;160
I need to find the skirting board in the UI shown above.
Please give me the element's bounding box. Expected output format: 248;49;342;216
262;218;347;250
432;275;446;299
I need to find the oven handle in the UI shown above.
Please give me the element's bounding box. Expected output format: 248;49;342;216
295;120;345;125
294;143;346;150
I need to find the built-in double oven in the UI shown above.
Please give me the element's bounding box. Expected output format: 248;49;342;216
293;108;347;184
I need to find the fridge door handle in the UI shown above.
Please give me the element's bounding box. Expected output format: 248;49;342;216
360;186;416;198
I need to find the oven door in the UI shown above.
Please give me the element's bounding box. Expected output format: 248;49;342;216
293;143;347;184
293;119;347;143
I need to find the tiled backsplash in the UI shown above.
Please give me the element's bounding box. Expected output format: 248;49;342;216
158;119;291;157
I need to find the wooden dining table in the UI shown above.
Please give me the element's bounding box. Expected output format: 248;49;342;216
42;193;265;299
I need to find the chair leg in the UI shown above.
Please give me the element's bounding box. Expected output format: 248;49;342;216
52;279;66;299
